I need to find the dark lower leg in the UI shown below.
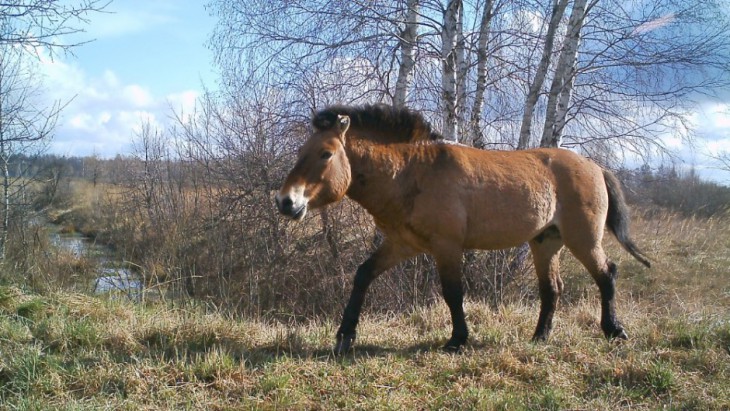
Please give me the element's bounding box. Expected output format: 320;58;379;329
532;278;559;341
335;258;376;353
529;240;563;342
441;278;468;351
594;262;627;339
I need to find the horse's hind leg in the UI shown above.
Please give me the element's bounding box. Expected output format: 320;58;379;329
433;248;468;352
529;227;564;342
335;240;414;355
567;244;628;340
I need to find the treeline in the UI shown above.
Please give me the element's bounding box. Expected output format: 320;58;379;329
619;166;730;218
10;153;150;184
23;152;730;217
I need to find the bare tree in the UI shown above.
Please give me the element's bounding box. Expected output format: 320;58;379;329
209;0;418;110
708;150;730;184
0;0;108;262
0;47;58;259
0;0;110;57
440;0;461;141
517;0;569;149
393;0;420;107
539;0;595;148
469;0;495;148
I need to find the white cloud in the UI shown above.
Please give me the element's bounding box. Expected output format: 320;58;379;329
166;90;199;113
660;103;730;183
660;135;684;149
702;103;730;131
68;113;94;131
632;14;676;36
706;139;730;153
36;55;198;157
123;85;154;107
619;100;730;185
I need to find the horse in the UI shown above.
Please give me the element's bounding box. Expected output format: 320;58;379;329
275;104;650;354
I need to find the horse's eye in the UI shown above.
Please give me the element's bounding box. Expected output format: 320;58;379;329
321;151;333;160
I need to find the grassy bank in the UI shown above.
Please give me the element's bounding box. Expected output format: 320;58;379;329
0;283;728;409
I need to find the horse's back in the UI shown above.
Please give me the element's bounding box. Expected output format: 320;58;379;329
405;145;608;251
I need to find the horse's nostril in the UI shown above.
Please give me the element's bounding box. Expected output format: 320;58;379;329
277;196;294;215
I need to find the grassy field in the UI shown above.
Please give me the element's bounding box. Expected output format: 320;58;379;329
1;210;729;410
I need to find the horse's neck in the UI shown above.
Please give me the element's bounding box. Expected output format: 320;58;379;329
345;141;408;222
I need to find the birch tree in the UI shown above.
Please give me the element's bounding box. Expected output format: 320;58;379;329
516;0;569;149
441;0;461;141
557;0;730;159
209;0;730;153
468;0;495;148
540;0;595;148
393;0;420;107
210;0;421;110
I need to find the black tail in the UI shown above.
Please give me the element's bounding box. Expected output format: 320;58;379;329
603;170;651;268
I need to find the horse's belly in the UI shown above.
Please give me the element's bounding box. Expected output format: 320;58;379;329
462;191;555;250
463;224;540;250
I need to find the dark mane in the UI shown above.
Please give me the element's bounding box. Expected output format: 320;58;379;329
312;104;442;143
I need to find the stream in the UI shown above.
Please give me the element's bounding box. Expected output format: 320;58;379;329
48;226;143;301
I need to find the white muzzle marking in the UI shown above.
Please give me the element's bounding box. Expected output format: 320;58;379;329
276;185;309;220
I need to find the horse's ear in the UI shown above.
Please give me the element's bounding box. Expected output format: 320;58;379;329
337;115;350;141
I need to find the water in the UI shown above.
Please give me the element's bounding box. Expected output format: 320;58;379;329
93;268;142;301
49;228;143;301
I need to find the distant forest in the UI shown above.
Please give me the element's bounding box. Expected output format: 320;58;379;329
15;152;730;218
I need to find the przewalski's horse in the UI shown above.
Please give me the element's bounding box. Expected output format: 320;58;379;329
276;104;650;354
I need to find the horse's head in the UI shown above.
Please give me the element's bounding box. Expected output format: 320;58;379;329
276;114;352;220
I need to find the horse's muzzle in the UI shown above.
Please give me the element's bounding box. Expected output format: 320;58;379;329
275;194;307;220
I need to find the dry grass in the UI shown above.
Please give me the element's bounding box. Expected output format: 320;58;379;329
1;209;729;410
0;285;727;410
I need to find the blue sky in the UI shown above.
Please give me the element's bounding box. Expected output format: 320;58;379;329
40;0;217;157
36;1;730;184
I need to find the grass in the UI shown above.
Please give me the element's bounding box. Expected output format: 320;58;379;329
0;283;728;409
2;198;729;409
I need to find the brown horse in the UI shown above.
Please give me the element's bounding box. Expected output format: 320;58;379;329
276;104;650;354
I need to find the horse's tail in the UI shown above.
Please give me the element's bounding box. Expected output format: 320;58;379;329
603;170;651;268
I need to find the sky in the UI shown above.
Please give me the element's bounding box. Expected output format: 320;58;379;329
39;0;217;157
34;1;730;185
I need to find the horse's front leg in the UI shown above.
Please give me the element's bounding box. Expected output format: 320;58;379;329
335;240;412;354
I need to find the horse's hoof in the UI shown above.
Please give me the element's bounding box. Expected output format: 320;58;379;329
612;329;629;340
604;327;628;341
442;336;466;353
334;332;356;355
442;344;462;353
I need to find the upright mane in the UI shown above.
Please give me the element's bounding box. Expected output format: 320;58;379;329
312;104;442;144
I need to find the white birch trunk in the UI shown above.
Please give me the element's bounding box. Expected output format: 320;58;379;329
0;74;5;261
517;0;569;150
469;0;494;148
0;151;6;261
441;0;461;141
552;64;577;141
455;2;468;143
540;0;590;148
393;0;419;107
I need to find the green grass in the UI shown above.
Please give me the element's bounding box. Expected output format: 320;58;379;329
0;210;728;409
0;285;728;410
